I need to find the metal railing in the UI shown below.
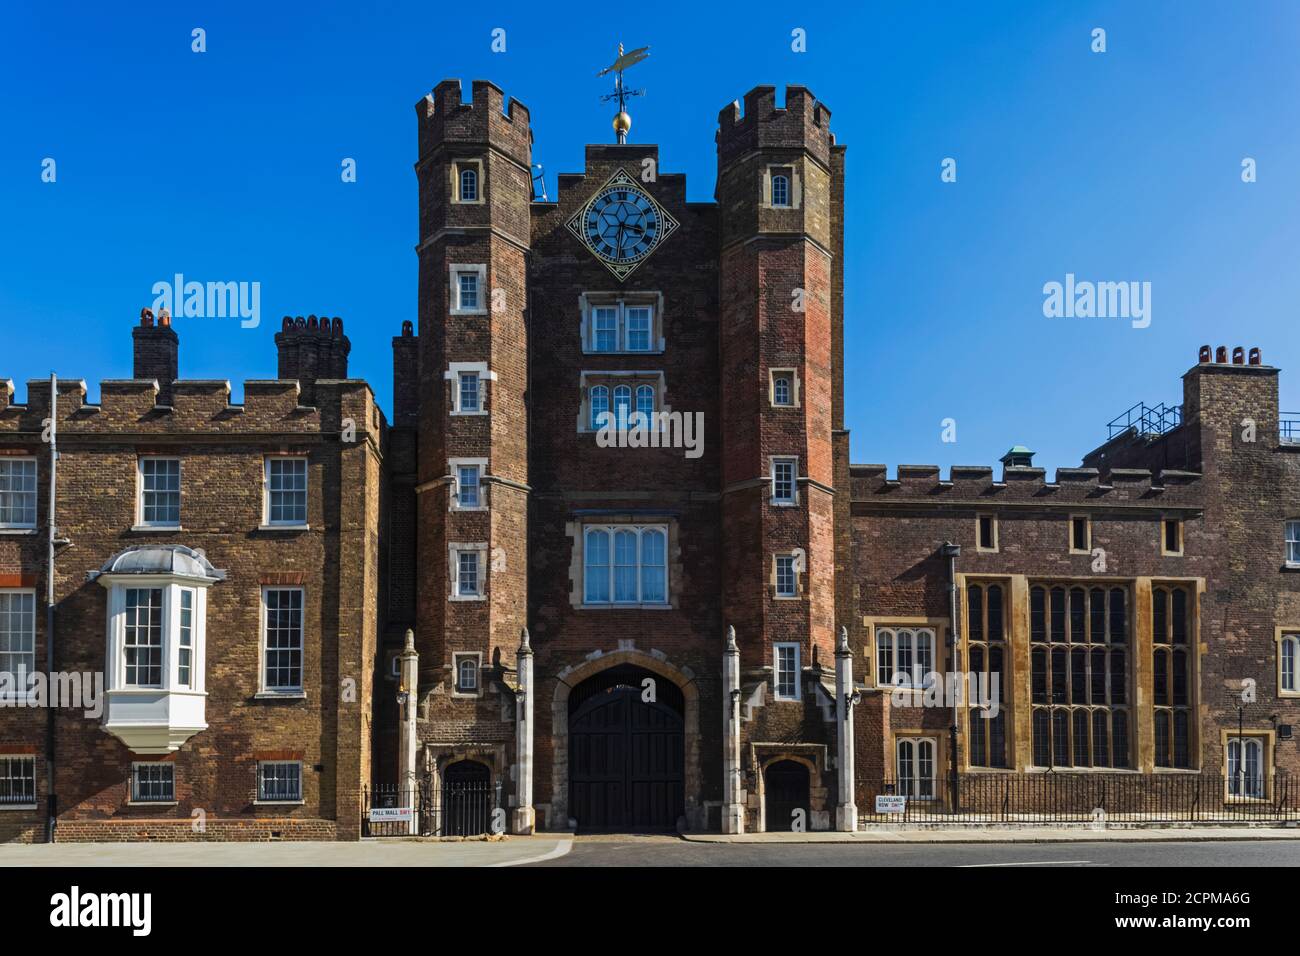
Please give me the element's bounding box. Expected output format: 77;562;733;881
861;771;1298;825
1280;413;1300;444
1106;402;1182;441
362;779;500;837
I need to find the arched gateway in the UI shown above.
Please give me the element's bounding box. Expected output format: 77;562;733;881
552;651;699;832
568;665;684;831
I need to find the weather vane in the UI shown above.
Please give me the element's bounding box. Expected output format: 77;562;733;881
598;42;649;144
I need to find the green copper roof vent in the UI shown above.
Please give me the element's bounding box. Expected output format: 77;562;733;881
999;445;1035;468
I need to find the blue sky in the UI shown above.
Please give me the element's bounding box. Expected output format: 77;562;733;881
2;1;1298;472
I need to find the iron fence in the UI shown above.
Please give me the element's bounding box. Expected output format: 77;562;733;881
362;779;500;837
861;771;1299;825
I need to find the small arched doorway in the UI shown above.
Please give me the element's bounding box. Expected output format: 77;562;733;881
441;759;491;836
764;760;811;832
568;664;684;831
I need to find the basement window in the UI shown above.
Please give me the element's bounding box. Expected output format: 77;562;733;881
257;761;303;804
0;756;36;808
131;763;176;803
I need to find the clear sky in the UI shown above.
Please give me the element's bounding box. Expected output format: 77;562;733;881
2;1;1298;472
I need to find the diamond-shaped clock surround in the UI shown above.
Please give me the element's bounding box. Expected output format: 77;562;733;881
565;168;679;281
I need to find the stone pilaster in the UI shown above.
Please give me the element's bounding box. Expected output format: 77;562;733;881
512;627;535;835
722;625;745;834
834;626;858;831
397;629;419;835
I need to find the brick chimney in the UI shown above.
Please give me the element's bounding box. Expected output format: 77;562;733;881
133;308;179;405
275;315;350;406
392;320;419;428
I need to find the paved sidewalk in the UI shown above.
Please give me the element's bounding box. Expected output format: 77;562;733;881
0;835;572;867
683;826;1300;844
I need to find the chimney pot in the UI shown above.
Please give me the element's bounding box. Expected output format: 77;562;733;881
1198;345;1211;363
1249;347;1262;366
1232;346;1245;365
275;311;350;405
1216;346;1228;363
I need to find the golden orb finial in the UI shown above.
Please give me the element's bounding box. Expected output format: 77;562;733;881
613;111;632;137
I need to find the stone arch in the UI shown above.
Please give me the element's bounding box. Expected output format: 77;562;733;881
550;648;702;831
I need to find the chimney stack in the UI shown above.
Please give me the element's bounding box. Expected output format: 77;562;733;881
275;315;350;406
133;308;179;405
392;320;419;428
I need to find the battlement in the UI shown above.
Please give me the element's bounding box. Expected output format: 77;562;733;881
0;374;380;439
848;461;1204;508
716;85;833;168
416;79;531;167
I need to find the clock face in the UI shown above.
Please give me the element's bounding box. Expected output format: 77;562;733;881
566;169;679;281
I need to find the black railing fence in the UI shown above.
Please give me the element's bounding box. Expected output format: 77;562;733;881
862;771;1298;825
362;779;500;837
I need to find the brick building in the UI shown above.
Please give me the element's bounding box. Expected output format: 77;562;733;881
0;314;382;841
4;79;1299;841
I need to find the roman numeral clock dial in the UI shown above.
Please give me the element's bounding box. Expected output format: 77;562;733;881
566;169;679;281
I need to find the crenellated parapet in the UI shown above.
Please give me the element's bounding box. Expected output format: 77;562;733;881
416;79;531;167
0;376;381;443
716;85;833;169
848;461;1205;510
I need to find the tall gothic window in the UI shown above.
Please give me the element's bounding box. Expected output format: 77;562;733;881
1030;584;1130;768
1153;584;1194;769
966;583;1007;768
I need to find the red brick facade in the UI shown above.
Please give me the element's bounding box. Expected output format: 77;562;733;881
5;80;1299;841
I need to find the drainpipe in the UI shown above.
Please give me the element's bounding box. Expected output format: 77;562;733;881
941;541;961;813
45;373;58;842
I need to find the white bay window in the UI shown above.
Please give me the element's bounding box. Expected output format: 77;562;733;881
92;545;224;754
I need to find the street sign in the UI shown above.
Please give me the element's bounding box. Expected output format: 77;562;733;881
368;806;414;823
875;795;907;814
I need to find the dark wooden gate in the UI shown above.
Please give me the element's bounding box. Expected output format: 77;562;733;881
569;666;684;831
764;760;810;832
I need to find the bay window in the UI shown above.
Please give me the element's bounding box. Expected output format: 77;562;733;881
93;545;222;754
